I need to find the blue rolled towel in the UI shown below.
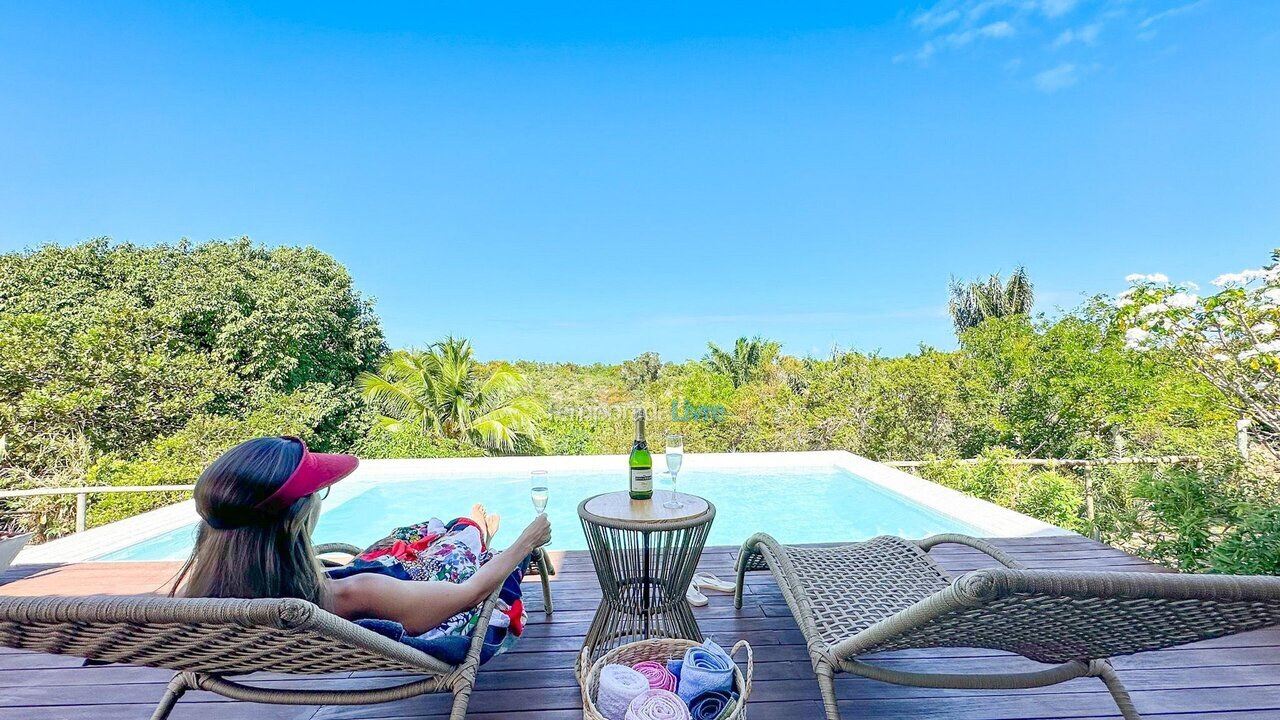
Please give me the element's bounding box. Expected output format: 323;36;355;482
670;640;735;704
688;689;737;720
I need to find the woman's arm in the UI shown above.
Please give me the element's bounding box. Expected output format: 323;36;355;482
329;514;551;635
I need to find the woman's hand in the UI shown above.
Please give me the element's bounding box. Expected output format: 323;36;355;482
516;513;552;552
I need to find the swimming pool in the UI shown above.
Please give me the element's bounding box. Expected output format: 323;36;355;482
97;463;988;561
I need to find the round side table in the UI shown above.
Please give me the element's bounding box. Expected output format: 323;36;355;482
578;490;715;660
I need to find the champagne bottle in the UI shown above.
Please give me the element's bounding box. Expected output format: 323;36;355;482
629;408;653;500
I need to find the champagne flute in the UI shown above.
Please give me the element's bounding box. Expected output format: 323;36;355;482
663;434;684;509
530;470;549;515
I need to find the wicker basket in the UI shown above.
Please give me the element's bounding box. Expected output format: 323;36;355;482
578;638;753;720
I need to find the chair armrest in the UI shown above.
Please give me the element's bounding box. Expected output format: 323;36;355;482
315;543;363;569
315;542;363;556
916;534;1024;569
460;582;505;670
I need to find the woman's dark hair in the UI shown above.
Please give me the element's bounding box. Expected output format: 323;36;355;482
171;437;329;606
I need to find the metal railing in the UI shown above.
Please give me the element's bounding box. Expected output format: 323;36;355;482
0;485;195;534
886;455;1203;540
883;455;1202;468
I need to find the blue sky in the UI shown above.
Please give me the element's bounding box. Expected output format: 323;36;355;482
1;1;1276;363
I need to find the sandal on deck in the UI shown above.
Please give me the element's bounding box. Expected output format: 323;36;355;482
692;572;736;593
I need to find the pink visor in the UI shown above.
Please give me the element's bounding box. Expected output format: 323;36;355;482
254;436;359;512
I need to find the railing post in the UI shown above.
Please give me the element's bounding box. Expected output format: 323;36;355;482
1084;471;1098;541
75;492;87;534
1237;417;1250;461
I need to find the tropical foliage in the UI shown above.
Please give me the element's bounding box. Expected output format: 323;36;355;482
948;266;1034;334
621;352;663;390
358;337;541;452
703;336;780;388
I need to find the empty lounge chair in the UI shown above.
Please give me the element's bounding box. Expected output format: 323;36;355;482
734;532;1280;720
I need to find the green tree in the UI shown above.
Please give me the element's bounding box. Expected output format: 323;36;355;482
948;266;1035;334
955;309;1231;459
703;336;780;388
621;352;663;390
0;238;384;528
358;337;541;452
1117;252;1280;454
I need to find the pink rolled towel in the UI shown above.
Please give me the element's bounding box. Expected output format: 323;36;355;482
632;661;678;692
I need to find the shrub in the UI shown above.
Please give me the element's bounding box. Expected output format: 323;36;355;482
1210;506;1280;575
1131;467;1242;572
1014;470;1085;533
919;448;1086;532
620;352;663;390
83;386;357;528
352;429;485;460
541;416;607;456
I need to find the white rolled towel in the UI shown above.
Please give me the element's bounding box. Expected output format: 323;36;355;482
596;664;650;720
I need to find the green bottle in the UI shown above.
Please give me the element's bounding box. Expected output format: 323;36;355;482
629;408;653;500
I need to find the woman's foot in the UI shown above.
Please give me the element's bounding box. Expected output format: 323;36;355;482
469;503;501;544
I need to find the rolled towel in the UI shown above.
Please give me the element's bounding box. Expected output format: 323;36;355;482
671;641;735;704
632;660;678;692
688;690;737;720
625;689;691;720
597;664;650;720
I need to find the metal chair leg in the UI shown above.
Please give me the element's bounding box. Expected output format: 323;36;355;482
733;551;751;609
537;547;554;615
448;680;474;720
1092;660;1143;720
815;659;842;720
149;672;193;720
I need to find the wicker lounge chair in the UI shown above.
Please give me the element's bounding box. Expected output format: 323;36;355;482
734;532;1280;720
0;590;501;719
0;543;554;719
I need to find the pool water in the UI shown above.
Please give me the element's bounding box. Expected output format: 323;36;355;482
96;466;983;561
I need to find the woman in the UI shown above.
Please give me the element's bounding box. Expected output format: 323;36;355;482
173;435;551;643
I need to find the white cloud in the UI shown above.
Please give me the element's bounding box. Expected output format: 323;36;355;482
1139;1;1205;30
948;20;1017;45
913;8;963;31
895;41;939;64
1041;0;1080;18
968;0;1016;22
1034;63;1079;92
982;20;1016;38
1051;23;1102;48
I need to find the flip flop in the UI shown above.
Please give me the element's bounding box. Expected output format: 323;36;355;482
692;572;736;593
686;585;709;607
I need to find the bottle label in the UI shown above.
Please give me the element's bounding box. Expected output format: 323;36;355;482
630;468;653;492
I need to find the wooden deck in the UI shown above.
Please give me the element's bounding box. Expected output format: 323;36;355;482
2;535;1279;719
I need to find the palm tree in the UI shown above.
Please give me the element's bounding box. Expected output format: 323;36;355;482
357;337;540;452
703;336;781;388
948;266;1035;335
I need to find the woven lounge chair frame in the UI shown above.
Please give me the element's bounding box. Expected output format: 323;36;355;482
0;542;553;719
734;532;1280;720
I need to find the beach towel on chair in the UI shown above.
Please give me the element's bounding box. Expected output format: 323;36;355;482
326;516;527;663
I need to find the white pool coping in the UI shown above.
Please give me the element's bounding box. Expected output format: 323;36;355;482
15;450;1071;564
